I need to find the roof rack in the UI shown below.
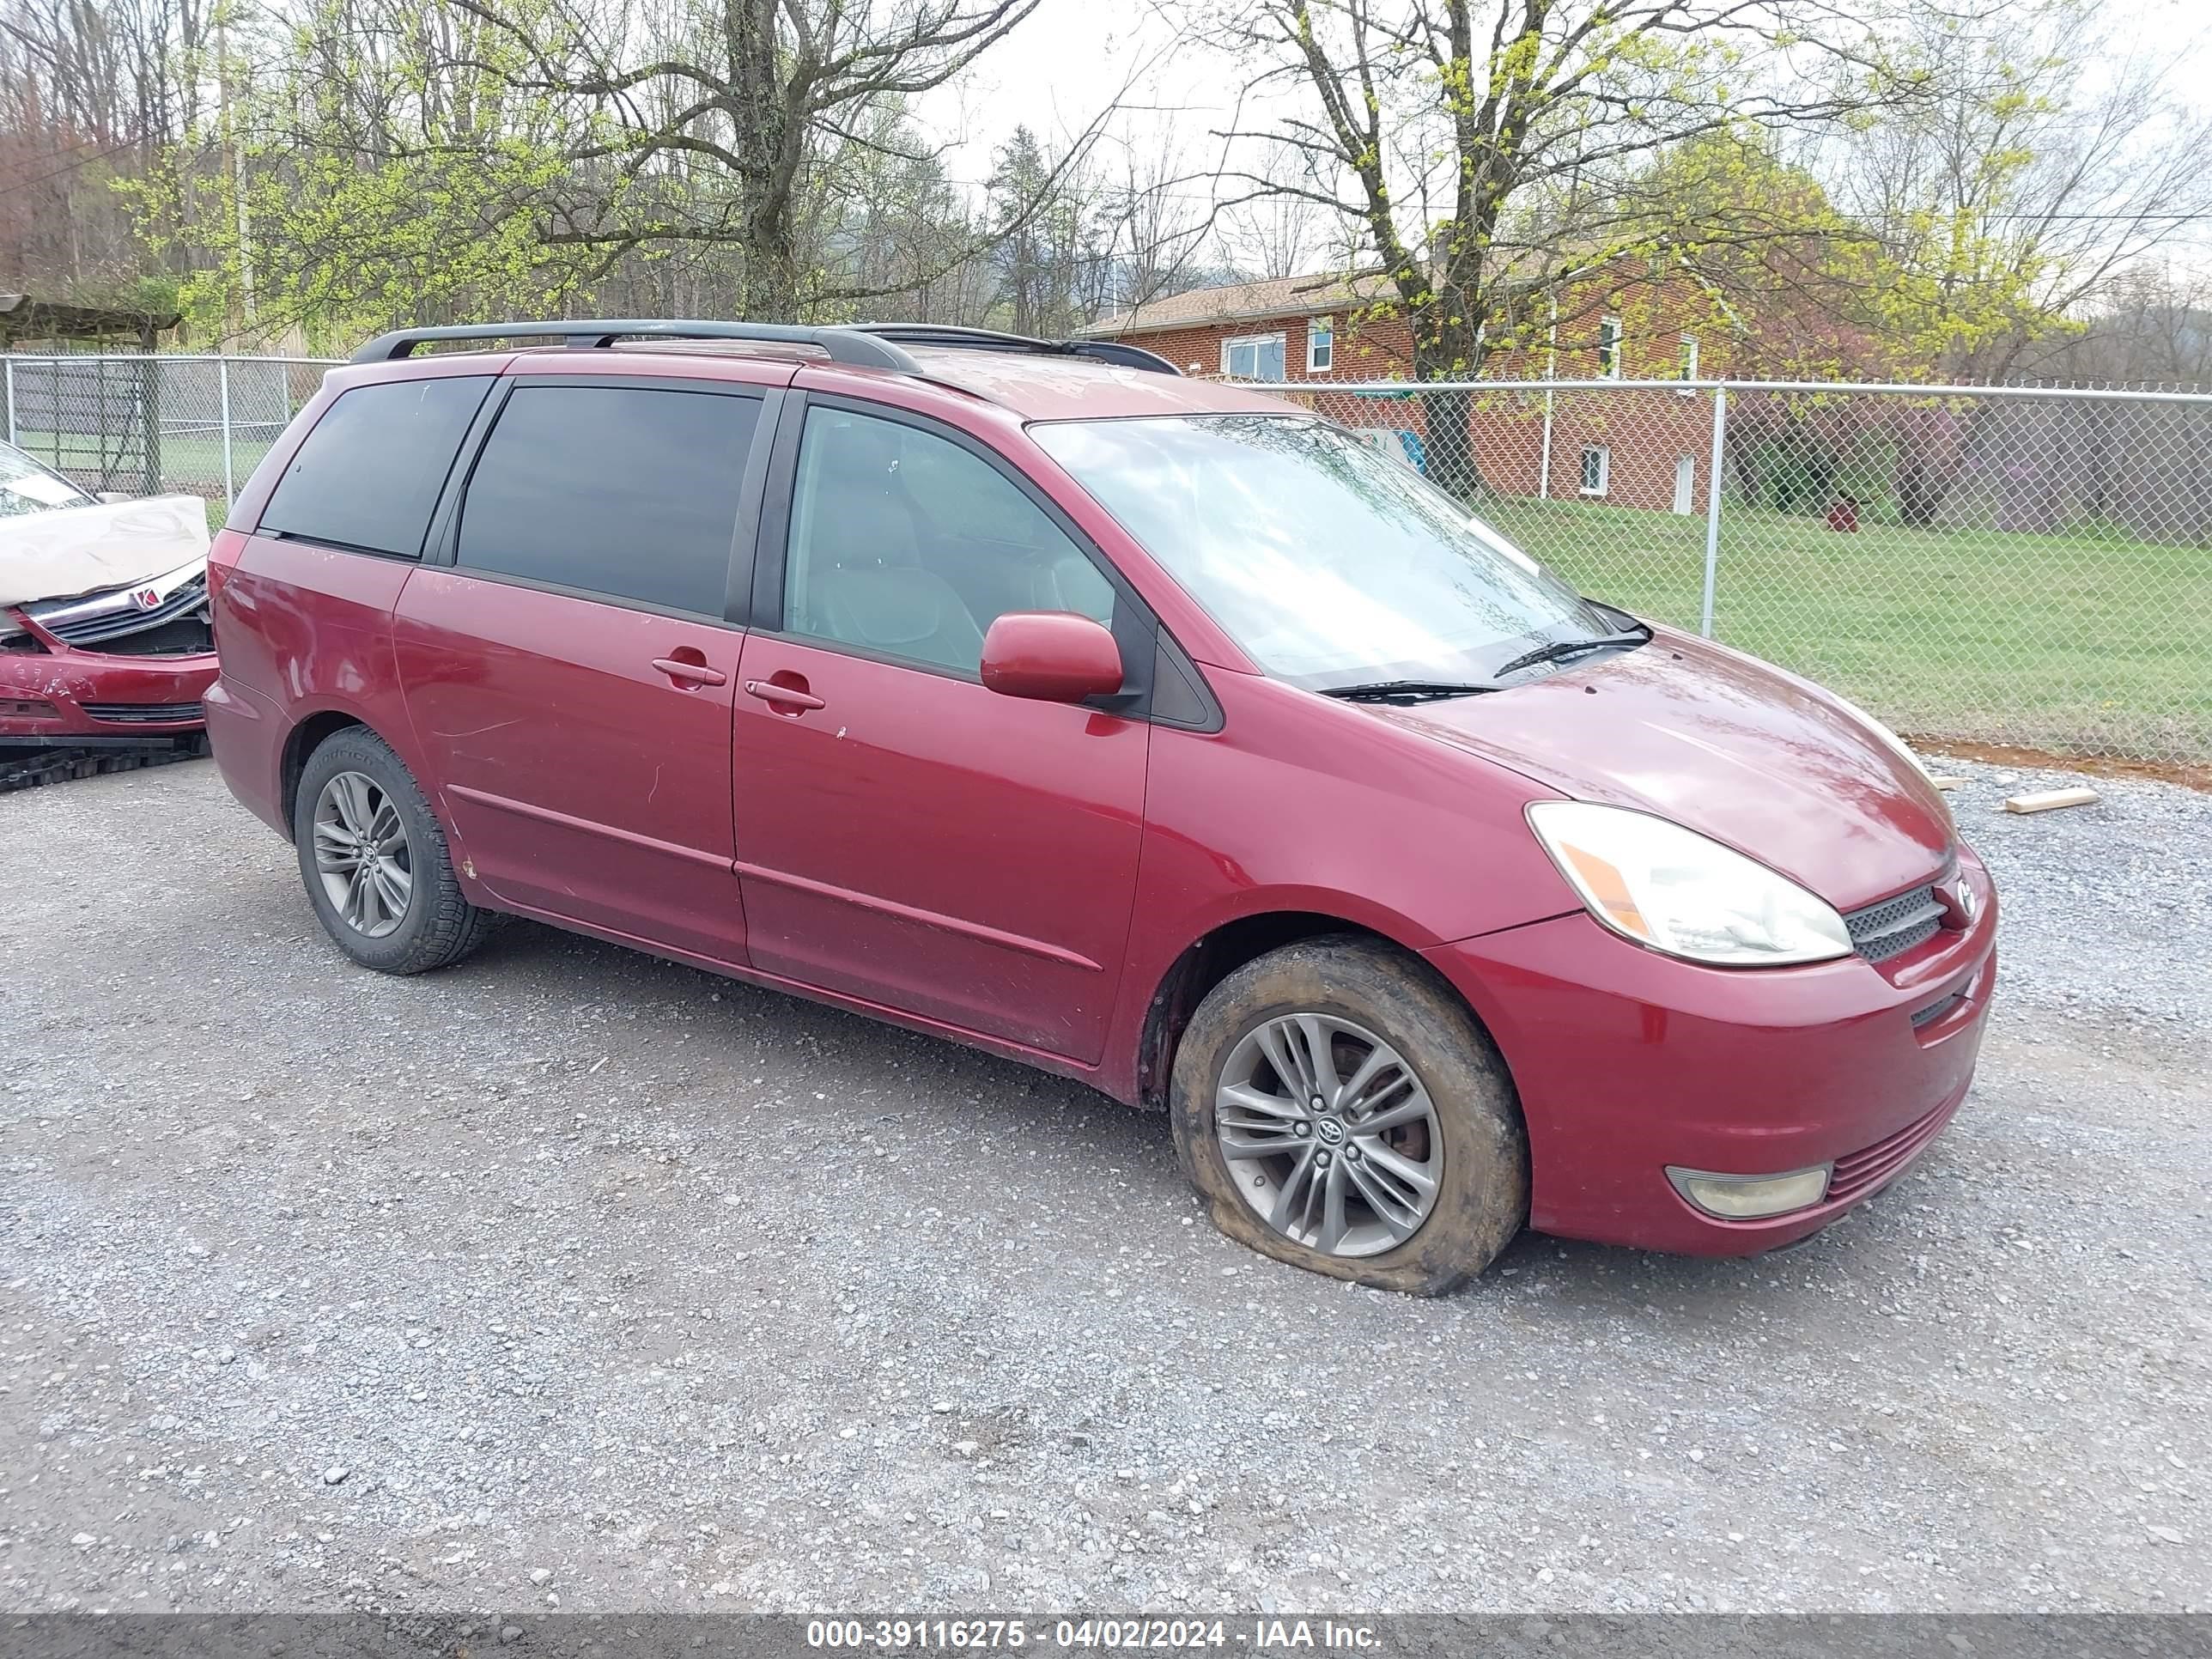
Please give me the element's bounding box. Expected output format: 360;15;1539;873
348;317;1182;377
849;324;1182;376
349;319;922;371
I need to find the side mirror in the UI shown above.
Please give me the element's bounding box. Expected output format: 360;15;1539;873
980;611;1125;704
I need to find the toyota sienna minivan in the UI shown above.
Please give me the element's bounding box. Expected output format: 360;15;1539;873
203;319;1996;1293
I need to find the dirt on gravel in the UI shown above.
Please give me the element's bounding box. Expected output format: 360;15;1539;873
2;758;2206;1616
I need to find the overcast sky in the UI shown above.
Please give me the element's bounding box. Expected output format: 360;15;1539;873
913;0;2212;276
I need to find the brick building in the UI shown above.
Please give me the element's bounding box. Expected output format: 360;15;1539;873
1081;265;1851;514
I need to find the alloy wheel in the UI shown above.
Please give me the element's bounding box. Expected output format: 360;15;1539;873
311;770;414;939
1213;1012;1443;1257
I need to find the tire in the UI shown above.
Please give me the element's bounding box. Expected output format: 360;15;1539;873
291;726;495;975
1169;934;1528;1295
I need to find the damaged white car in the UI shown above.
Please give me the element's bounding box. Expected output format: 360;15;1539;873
0;441;218;748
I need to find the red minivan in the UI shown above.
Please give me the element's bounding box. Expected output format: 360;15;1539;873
204;320;1996;1293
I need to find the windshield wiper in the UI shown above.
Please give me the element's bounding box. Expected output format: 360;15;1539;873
1319;678;1500;704
1492;628;1649;679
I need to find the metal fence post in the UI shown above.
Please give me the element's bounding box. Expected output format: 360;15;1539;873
1699;387;1729;639
220;359;236;505
1538;385;1554;500
3;356;12;447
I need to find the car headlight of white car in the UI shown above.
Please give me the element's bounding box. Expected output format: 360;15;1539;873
1527;801;1853;968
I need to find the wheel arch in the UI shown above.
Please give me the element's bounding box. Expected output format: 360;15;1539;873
278;709;374;841
1133;908;1491;1112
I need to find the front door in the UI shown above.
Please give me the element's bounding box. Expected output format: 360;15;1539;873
394;379;767;963
732;399;1148;1061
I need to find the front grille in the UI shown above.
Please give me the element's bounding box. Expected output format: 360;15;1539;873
1843;878;1947;963
39;574;210;648
1828;1092;1964;1205
79;701;204;725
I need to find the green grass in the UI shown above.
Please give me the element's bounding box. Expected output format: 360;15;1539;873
1480;495;2212;763
9;428;278;497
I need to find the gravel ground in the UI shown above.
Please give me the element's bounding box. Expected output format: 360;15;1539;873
1;755;2206;1617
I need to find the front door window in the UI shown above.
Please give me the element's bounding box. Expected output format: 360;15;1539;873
781;404;1116;674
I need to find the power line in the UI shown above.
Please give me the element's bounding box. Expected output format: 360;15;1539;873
0;137;146;200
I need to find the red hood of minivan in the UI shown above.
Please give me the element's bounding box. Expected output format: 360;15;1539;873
1378;629;1954;910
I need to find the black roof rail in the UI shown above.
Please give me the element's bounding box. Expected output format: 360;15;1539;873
349;319;921;371
850;323;1182;376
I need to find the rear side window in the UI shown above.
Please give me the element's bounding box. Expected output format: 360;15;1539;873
261;376;492;556
455;385;758;617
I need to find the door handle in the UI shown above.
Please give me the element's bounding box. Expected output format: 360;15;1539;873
744;678;825;711
653;657;728;687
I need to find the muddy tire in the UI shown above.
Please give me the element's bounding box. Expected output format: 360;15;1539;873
1169;934;1527;1295
292;726;495;975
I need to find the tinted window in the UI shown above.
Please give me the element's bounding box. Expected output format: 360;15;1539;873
455;386;757;617
262;376;492;556
783;406;1114;676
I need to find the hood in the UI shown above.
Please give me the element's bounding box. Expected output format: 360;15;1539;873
1376;629;1954;909
0;495;211;608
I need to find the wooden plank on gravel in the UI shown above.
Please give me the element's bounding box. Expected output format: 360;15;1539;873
2003;787;2100;814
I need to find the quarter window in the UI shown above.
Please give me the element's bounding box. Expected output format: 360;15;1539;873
782;405;1114;677
1223;334;1287;382
262;376;493;557
455;385;758;617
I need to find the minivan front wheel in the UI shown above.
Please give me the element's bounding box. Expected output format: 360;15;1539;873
292;726;495;975
1169;936;1528;1295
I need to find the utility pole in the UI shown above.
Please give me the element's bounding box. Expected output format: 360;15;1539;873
216;10;256;335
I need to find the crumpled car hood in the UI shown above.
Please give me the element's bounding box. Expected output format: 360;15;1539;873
0;495;211;607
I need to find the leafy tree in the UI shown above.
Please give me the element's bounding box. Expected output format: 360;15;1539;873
1182;0;1923;491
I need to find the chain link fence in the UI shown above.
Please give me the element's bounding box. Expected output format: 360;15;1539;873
0;353;340;510
2;356;2203;766
1275;377;2212;768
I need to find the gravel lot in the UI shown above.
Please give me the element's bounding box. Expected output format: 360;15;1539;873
2;754;2207;1616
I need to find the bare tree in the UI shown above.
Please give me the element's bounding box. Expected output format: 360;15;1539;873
0;0;210;295
436;0;1053;319
2047;265;2212;388
1215;139;1348;279
1085;125;1218;315
1818;0;2212;382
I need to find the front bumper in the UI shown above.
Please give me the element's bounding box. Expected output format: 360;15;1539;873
0;639;217;740
1423;845;1997;1256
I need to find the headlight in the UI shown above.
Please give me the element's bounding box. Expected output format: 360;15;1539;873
1527;801;1852;967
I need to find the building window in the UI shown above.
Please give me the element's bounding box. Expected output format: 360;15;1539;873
1679;332;1699;380
1597;316;1623;380
1307;317;1334;374
1580;446;1610;497
1223;333;1287;381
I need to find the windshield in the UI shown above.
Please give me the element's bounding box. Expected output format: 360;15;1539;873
0;443;94;519
1030;414;1614;690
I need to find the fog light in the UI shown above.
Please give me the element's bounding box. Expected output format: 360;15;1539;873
1666;1163;1832;1219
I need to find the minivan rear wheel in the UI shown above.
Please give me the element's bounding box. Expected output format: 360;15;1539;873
293;726;495;975
1169;935;1528;1295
